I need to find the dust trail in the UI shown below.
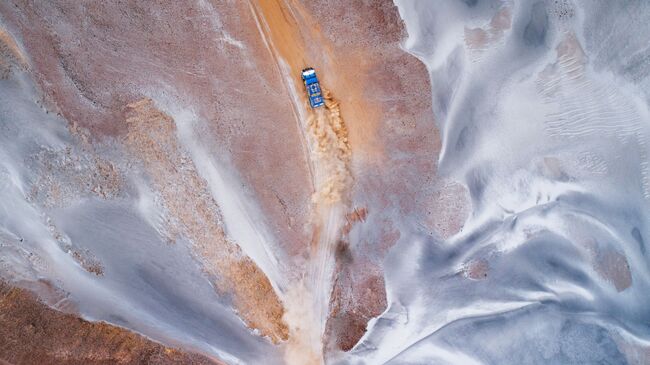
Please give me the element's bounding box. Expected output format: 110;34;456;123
306;92;351;328
245;0;353;360
283;91;352;364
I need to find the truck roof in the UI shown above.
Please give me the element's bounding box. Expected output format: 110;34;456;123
301;68;316;78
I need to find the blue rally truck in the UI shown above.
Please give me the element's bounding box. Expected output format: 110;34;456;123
301;67;324;108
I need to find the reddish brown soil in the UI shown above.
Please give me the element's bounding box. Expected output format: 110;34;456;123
0;281;222;365
325;261;387;352
0;0;313;259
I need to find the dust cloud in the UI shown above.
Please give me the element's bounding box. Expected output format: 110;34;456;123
307;91;352;205
282;90;352;364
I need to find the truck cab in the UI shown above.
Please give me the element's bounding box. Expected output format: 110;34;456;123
301;67;325;108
